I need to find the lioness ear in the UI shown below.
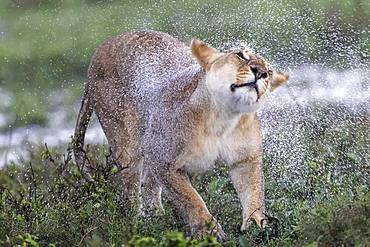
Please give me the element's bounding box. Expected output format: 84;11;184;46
191;39;220;70
271;72;289;91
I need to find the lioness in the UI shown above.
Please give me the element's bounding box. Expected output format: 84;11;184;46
74;30;288;240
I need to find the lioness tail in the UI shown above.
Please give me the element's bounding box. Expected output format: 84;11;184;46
73;84;93;175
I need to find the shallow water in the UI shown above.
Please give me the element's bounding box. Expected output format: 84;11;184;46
0;64;369;167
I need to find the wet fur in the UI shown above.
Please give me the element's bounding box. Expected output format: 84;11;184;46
74;30;288;239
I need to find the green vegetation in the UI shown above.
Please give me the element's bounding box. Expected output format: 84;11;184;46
295;193;370;246
0;0;369;127
0;117;369;246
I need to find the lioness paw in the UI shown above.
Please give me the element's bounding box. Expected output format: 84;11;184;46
240;214;267;231
192;218;226;242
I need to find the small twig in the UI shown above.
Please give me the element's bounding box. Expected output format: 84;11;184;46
78;226;98;246
0;185;21;210
101;147;128;180
44;143;56;163
28;162;37;201
76;144;96;183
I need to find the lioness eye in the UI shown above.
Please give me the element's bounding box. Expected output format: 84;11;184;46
236;52;247;61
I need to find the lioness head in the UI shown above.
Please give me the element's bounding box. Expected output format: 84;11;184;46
191;39;288;113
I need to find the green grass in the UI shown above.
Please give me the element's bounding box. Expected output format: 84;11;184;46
0;117;369;246
295;192;370;247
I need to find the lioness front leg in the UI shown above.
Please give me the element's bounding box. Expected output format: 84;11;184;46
154;167;225;240
230;154;266;231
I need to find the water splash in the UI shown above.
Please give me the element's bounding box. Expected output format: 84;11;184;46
0;65;368;169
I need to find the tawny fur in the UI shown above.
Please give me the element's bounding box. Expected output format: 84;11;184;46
74;30;288;240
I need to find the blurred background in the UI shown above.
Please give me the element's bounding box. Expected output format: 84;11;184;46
0;0;369;164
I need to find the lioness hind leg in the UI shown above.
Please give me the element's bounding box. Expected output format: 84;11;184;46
153;167;225;241
140;167;164;215
116;157;143;215
98;127;143;214
93;88;143;213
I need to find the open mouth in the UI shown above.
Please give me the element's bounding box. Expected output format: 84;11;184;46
230;81;259;96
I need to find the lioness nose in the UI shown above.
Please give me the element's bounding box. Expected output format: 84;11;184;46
251;66;268;80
